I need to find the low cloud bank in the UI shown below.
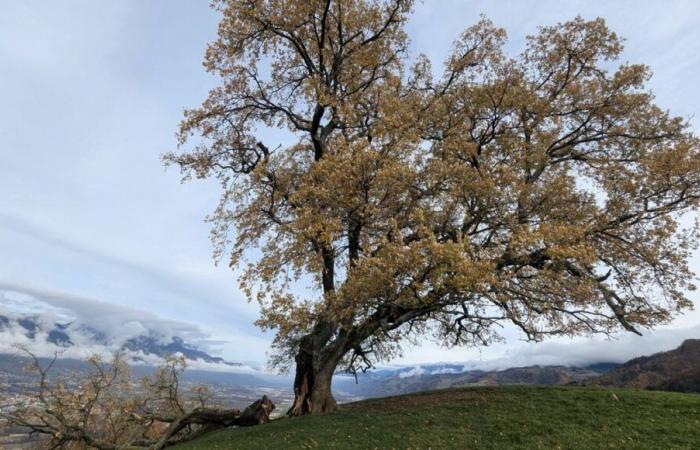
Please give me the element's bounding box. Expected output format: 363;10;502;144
0;282;259;373
498;324;700;369
385;323;700;375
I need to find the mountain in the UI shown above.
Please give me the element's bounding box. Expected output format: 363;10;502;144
345;340;700;399
582;339;700;393
123;335;241;366
361;363;469;379
335;363;616;398
0;313;241;367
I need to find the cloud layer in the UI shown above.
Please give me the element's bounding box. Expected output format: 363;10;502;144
0;283;262;373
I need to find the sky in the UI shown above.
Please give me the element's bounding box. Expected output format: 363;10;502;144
1;0;700;370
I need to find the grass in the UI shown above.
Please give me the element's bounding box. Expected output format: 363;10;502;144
174;386;700;449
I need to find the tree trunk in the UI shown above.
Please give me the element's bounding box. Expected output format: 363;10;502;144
287;239;341;417
287;347;338;416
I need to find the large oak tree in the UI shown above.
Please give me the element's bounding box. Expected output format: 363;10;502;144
166;0;700;415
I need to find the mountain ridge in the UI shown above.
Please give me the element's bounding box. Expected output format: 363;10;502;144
0;313;241;367
582;338;700;393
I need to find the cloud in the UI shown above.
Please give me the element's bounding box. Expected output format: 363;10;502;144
500;324;700;368
430;367;461;375
0;282;206;342
398;366;426;378
0;213;252;322
0;282;271;373
388;323;700;372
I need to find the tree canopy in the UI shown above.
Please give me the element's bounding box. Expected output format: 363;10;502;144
166;0;700;414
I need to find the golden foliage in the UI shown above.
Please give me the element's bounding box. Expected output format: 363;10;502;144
166;1;700;375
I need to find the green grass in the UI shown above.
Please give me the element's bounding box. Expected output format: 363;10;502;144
174;386;700;449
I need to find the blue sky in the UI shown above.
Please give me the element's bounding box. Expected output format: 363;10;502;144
2;0;700;367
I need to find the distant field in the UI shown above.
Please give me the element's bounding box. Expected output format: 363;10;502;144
174;386;700;449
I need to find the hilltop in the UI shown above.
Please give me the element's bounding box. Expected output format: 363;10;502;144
174;386;700;449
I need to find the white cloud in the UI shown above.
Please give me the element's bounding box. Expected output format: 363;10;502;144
0;282;262;374
503;324;700;368
388;322;700;371
430;367;461;375
0;282;205;342
398;366;426;378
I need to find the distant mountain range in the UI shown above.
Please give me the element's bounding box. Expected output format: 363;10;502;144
2;308;697;397
0;313;241;367
339;339;700;398
335;363;620;398
582;339;700;393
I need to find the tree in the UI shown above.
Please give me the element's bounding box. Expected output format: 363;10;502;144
166;0;700;415
0;350;263;449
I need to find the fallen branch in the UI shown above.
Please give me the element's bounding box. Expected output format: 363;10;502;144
0;348;275;449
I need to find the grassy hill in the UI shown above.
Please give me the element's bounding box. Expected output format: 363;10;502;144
175;386;700;449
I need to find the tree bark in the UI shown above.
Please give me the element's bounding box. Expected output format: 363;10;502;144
287;349;339;416
287;333;341;416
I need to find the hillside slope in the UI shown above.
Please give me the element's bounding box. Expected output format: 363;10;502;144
583;339;700;393
175;386;700;449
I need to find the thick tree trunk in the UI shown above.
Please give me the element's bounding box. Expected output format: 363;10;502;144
287;242;342;416
287;347;339;416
